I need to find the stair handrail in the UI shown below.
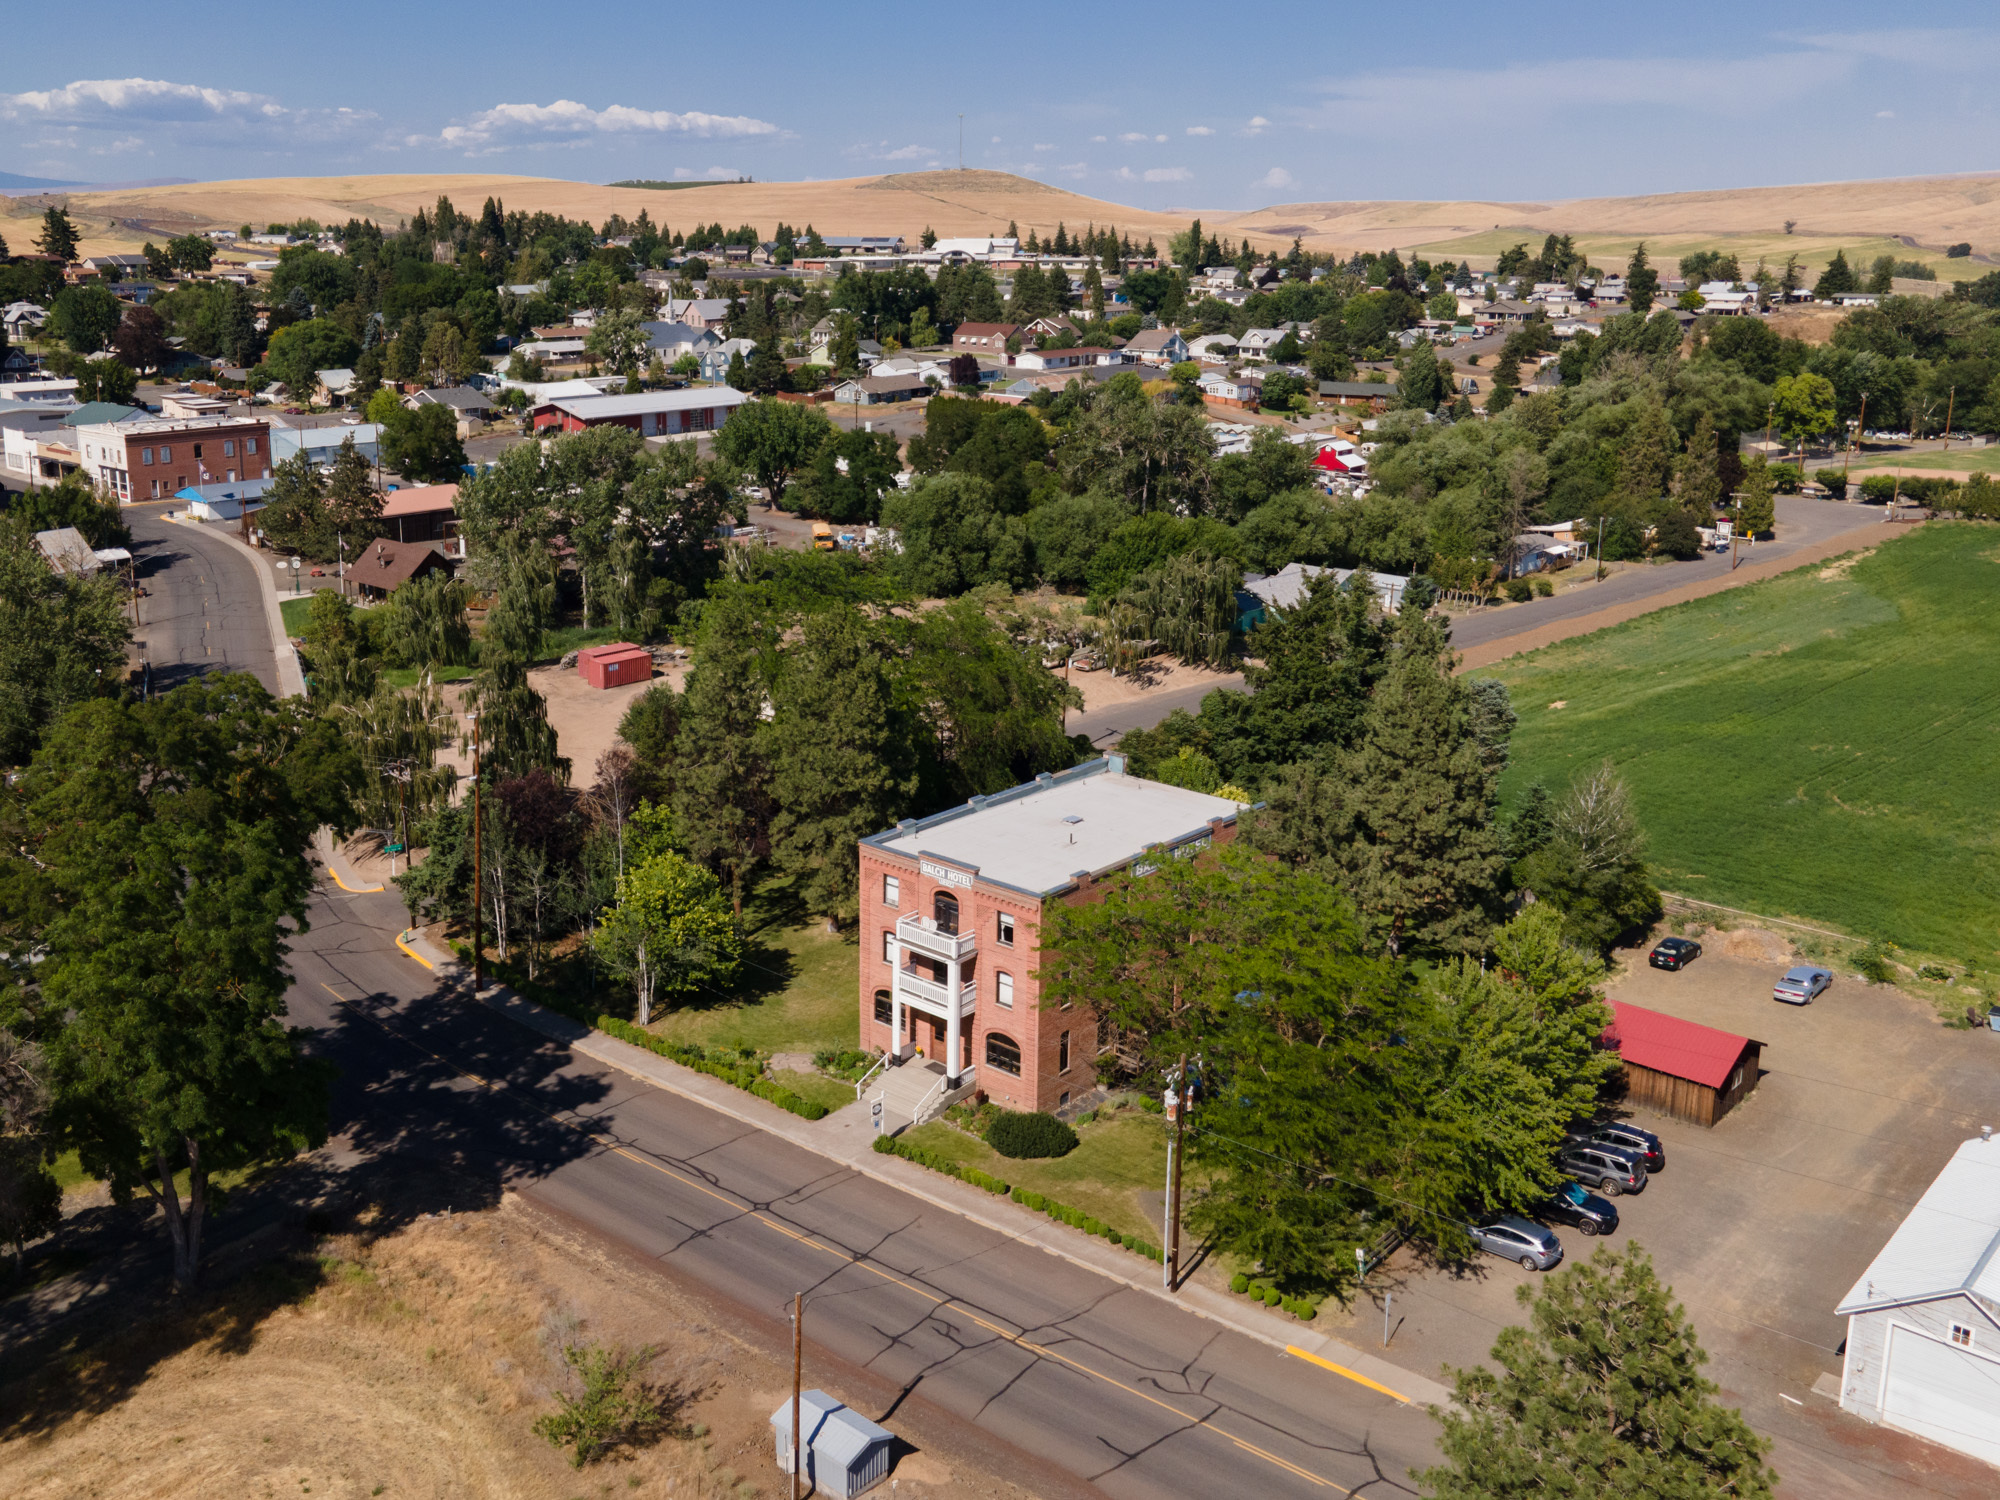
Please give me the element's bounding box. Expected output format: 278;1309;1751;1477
911;1065;978;1128
854;1050;892;1101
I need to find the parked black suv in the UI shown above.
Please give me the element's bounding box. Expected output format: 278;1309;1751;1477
1537;1180;1619;1236
1555;1140;1647;1196
1568;1121;1664;1173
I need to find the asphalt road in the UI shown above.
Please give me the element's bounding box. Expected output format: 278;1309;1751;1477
125;503;280;695
1445;495;1887;651
289;881;1439;1499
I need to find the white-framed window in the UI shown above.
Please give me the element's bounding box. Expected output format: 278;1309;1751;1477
883;931;896;965
141;447;153;465
223;439;236;457
996;912;1015;946
996;972;1014;1009
1952;1322;1975;1348
246;437;258;454
883;874;900;908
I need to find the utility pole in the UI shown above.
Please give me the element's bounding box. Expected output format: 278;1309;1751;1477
470;713;483;993
1944;385;1957;445
791;1292;803;1500
1164;1054;1188;1291
1593;514;1606;582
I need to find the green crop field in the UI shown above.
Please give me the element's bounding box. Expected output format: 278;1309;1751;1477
1850;448;2000;477
1483;524;2000;968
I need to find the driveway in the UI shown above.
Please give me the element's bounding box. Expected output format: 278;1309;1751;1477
1361;939;2000;1498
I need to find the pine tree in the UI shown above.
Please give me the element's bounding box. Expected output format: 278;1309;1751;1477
1334;607;1507;955
763;613;917;928
1813;249;1857;298
1612;400;1674;505
1678;412;1722;514
36;205;79;262
1735;454;1777;538
1419;1243;1777;1500
672;603;774;914
1625;241;1659;317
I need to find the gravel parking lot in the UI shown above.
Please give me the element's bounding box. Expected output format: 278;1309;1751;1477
1354;932;2000;1498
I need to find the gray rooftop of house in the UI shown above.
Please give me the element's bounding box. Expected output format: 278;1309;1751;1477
864;757;1245;896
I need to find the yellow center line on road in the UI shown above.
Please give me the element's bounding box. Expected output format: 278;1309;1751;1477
317;980;1353;1494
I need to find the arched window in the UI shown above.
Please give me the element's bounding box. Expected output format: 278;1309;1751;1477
873;990;893;1025
933;890;959;935
984;1032;1022;1076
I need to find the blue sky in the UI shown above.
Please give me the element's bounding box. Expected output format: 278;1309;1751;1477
3;3;1998;207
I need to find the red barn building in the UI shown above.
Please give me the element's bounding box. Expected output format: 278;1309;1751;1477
856;755;1246;1115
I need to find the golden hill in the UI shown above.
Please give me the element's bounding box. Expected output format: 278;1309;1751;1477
9;167;1998;275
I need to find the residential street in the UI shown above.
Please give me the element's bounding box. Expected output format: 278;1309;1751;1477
125;502;282;695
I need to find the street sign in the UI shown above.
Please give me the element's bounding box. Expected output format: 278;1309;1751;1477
385;843;406;855
871;1096;883;1134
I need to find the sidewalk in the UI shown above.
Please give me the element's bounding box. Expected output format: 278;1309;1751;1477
162;509;307;697
386;919;1449;1409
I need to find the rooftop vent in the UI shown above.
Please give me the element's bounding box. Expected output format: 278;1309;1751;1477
1061;815;1083;825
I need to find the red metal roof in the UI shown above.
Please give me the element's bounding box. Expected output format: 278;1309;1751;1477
1603;1001;1755;1090
1311;449;1350;472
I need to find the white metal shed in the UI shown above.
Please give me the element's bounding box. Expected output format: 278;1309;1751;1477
1836;1131;2000;1469
771;1389;895;1498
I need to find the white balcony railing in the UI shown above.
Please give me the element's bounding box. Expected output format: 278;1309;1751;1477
896;910;978;964
896;966;976;1017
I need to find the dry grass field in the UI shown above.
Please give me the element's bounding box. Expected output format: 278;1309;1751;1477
12;165;2000;273
0;1190;1011;1500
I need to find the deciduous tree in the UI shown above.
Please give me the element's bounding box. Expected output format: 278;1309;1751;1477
712;397;834;507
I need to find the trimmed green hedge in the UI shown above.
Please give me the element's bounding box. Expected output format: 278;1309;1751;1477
1228;1271;1318;1321
985;1110;1078;1159
597;1016;829;1121
871;1137;1163;1262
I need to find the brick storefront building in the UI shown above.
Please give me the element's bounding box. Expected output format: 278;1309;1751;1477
856;756;1245;1114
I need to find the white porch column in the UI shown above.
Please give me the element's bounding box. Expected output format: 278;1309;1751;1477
945;956;962;1088
890;939;909;1062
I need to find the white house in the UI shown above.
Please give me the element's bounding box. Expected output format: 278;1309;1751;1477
3;301;47;342
1186;334;1239;362
1123;328;1189;366
1836;1131;2000;1470
660;296;733;330
1237;328;1297;360
1010;346;1129;373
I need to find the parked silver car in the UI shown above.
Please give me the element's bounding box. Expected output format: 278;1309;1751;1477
1773;965;1833;1005
1470;1216;1564;1271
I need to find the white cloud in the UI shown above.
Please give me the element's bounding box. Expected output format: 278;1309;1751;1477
1117;131;1150;142
1154;133;1167;143
1246;115;1271;135
1258;167;1296;190
1055;161;1089;178
672;165;746;181
1;77;283;122
1091;133;1107;142
991;134;1002;143
1034;143;1054;151
1186;125;1215;136
440;99;779;150
844;141;932;161
1876;109;1896;118
1143;166;1191;183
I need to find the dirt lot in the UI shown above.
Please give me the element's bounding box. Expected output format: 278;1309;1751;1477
0;1190;1034;1500
1361;929;2000;1498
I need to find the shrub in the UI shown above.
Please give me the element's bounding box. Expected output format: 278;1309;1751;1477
1919;963;1951;982
1859;474;1898;503
596;1017;831;1120
1533;578;1553;597
1855;938;1899;985
1075;1109;1096;1126
985;1110;1079;1159
1504;578;1533;602
1769;463;1801;494
1815;467;1850;497
1260;1285;1283;1307
532;1340;664;1468
1231;1273;1250;1294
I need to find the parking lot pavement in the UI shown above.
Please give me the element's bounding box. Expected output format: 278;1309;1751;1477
1357;940;2000;1498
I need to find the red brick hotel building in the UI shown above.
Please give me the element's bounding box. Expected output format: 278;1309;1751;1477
855;755;1245;1114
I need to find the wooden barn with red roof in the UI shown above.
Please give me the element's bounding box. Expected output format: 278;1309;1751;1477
1603;1001;1763;1127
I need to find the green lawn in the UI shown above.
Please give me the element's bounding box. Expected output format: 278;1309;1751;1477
901;1108;1171;1244
279;596;312;636
644;878;862;1056
1482;523;2000;968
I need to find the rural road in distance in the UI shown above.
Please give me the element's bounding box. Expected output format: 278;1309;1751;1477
1074;496;1887;744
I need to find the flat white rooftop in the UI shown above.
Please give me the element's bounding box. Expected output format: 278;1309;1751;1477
867;758;1245;896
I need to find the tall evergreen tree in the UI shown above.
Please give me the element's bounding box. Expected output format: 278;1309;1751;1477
36;204;80;262
763;613;918;928
1333;606;1508;955
1625;242;1660;317
1418;1243;1777;1500
672;601;775;914
1612;401;1674;506
1678;411;1722;514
